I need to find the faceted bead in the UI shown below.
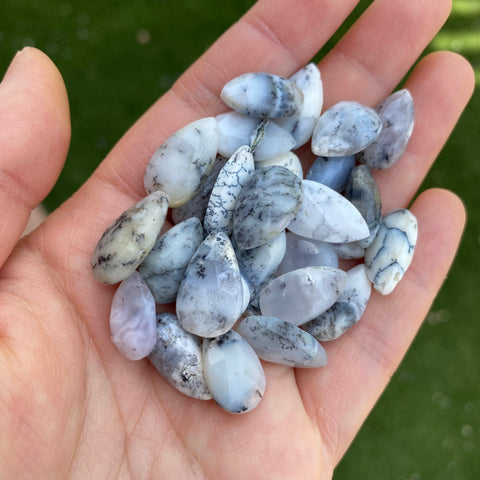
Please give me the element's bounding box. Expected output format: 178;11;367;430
148;313;212;400
221;72;303;118
237;316;327;367
204;146;255;236
109;272;157;360
91;191;169;285
203;331;266;414
233;166;303;250
259;266;347;326
304;264;371;341
358;89;414;169
138;217;203;303
144;117;219;207
176;232;244;338
276;232;338;276
287;180;369;243
365;209;418;295
312;101;382;157
255;151;303;179
306;155;355;193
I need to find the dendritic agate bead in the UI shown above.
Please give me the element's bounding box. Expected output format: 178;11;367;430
255;151;303;179
110;272;157;360
204;145;255;236
236;230;287;296
148;313;212;400
306;155;356;193
203;330;266;414
358;89;414;170
287;179;369;243
237;316;327;367
233;166;303;250
312;101;382;157
138;217;203;303
275;63;323;149
221;72;303;118
171;156;227;225
303;264;371;341
344;165;382;248
365;209;418;295
259;266;347;325
144;117;219;207
91;191;169;285
176;232;244;337
276;232;338;276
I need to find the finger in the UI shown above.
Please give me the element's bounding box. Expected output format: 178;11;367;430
373;51;475;211
321;0;452;107
295;188;466;469
0;48;70;267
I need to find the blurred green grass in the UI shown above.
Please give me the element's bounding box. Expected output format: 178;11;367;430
1;0;479;478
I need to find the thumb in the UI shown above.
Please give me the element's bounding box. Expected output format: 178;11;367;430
0;47;70;267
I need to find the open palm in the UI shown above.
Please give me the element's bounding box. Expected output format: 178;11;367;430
0;0;474;478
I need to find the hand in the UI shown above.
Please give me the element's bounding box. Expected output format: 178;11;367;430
0;0;474;478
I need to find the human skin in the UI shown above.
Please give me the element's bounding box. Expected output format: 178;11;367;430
0;0;474;478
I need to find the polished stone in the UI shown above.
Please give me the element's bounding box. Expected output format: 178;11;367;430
176;232;244;337
287;179;370;243
276;232;338;276
144;117;219;207
138;217;203;303
304;264;371;341
91;191;169;285
216;111;260;158
255;151;303;179
358;89;414;169
203;330;266;414
251;121;296;161
344;165;382;248
237;315;327;367
221;72;303;118
148;313;212;400
259;266;347;325
171;156;227;225
312;101;382;157
306;155;355;192
233;166;303;250
365;209;418;295
109;272;157;360
275;63;323;148
204;145;255;236
236;230;287;296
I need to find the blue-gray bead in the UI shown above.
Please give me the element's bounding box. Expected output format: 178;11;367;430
306;155;356;192
344;165;382;248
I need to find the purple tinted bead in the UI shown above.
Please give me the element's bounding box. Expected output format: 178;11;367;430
306;156;356;192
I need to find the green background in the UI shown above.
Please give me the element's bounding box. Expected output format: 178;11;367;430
1;0;479;478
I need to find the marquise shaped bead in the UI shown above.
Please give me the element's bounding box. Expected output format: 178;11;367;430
311;101;382;157
259;266;347;326
287;180;369;243
91;191;169;285
203;330;266;414
176;232;244;338
144;117;219;207
364;209;418;295
204;145;255;236
221;72;303;118
358;89;414;170
237;316;327;368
